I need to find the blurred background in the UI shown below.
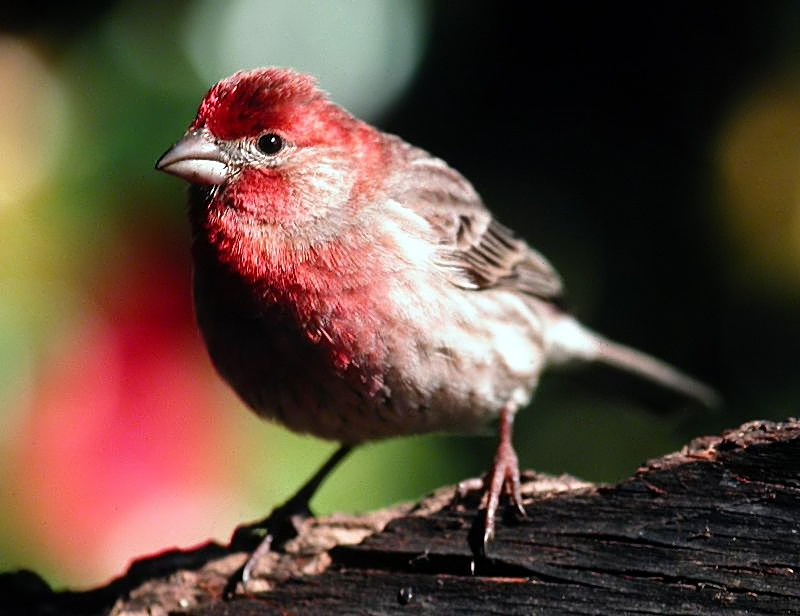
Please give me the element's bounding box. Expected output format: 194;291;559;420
2;1;800;589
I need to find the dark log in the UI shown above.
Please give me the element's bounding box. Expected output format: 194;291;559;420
3;419;799;615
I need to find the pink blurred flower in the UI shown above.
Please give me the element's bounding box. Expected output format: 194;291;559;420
8;231;244;586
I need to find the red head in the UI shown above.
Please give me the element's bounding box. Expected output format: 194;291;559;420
156;68;386;232
191;69;349;145
156;66;403;305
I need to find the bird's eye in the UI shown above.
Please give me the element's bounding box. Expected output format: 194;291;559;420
256;133;284;155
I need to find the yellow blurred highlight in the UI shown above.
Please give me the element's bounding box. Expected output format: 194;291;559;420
0;38;72;453
0;37;67;211
717;78;800;294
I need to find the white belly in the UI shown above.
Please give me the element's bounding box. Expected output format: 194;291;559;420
371;279;547;436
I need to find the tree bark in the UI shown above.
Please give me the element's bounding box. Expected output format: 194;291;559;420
2;418;799;615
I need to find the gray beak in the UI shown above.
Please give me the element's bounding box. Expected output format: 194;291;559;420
155;130;230;185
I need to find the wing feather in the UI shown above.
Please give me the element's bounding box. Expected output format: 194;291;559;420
387;139;563;301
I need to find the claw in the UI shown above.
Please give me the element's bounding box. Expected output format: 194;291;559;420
470;404;527;556
241;532;274;584
227;445;352;592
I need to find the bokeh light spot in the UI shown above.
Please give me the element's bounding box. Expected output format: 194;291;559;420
0;37;67;210
183;0;429;120
717;78;800;294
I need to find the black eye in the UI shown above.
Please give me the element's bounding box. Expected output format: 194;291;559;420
256;133;284;155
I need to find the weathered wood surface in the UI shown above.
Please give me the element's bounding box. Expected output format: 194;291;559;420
2;419;799;615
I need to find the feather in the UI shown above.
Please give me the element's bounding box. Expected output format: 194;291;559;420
387;138;563;301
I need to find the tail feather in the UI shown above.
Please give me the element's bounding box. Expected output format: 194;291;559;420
545;316;720;409
592;335;720;409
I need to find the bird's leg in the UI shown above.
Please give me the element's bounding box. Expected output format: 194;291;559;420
470;404;526;556
230;444;352;584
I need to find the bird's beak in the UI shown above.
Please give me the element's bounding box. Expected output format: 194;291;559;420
155;130;230;185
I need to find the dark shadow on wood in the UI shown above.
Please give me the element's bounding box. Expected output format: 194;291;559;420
2;418;799;615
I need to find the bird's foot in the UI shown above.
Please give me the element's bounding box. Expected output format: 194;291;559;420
226;445;352;595
225;496;312;596
467;406;527;558
230;496;312;581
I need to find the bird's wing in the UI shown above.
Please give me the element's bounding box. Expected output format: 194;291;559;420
389;141;564;301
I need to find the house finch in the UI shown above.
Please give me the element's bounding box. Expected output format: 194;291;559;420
156;68;717;582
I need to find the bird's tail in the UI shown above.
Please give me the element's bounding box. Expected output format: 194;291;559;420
545;316;720;409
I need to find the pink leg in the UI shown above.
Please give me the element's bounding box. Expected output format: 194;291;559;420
481;404;525;550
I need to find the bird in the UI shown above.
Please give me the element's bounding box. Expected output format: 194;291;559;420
156;67;718;583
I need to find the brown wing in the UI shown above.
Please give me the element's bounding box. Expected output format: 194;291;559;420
388;139;564;301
